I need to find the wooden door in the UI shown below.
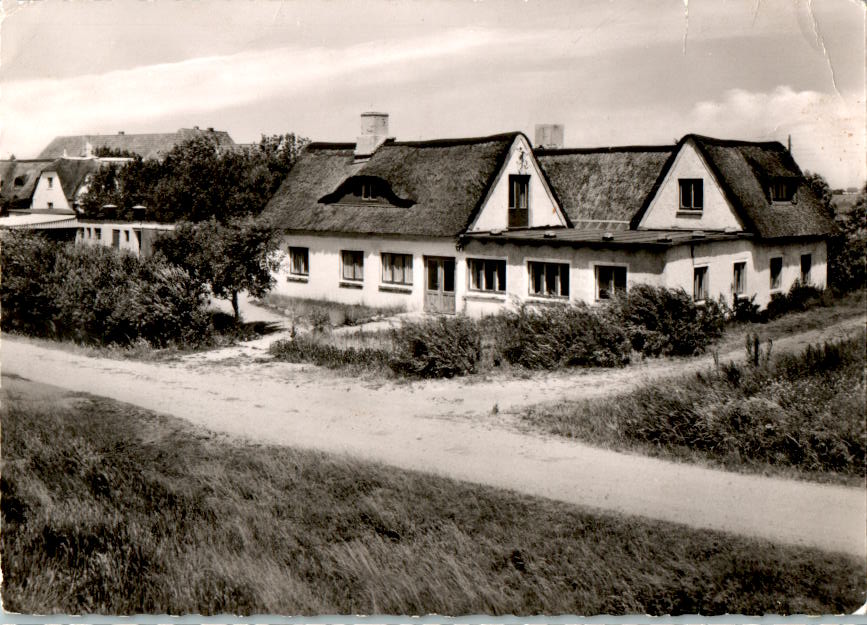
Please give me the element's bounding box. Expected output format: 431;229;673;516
424;257;456;314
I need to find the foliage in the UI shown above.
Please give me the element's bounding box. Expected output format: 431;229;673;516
828;184;866;294
154;217;280;320
522;331;867;482
764;280;830;320
93;146;138;158
732;294;761;323
80;133;308;223
803;170;835;219
0;231;210;347
492;303;631;369
4;381;863;615
389;316;483;378
269;335;390;370
608;284;728;357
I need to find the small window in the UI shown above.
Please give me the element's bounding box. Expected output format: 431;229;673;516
95;228;102;241
47;202;54;209
693;266;709;302
528;261;569;298
596;265;627;300
13;176;26;187
353;180;379;201
112;229;120;248
468;258;506;293
733;262;746;296
770;179;797;202
381;253;413;285
78;228;84;239
770;256;782;290
47;176;53;189
800;254;811;284
341;250;364;282
508;175;530;228
289;247;309;276
679;179;704;211
124;230;130;242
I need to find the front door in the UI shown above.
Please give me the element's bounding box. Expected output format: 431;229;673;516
424;256;456;314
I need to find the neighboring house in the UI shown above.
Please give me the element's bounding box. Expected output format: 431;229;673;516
262;113;836;315
0;159;54;211
75;220;175;257
30;158;105;212
38;127;236;161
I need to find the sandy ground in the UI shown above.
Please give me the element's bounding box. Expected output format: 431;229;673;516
2;307;865;558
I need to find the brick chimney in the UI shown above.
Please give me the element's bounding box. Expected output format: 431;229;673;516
534;124;564;149
355;112;389;159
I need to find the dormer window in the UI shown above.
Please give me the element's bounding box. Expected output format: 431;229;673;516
355;180;379;201
508;174;529;228
769;178;797;203
13;176;25;187
47;176;54;189
678;179;703;212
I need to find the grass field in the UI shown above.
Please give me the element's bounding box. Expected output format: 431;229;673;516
2;374;864;615
521;330;866;486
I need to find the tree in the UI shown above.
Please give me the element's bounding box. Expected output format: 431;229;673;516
803;170;835;220
153;217;280;320
828;184;866;293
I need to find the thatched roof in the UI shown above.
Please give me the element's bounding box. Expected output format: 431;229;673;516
48;158;101;201
0;159;52;206
262;134;519;237
38;128;236;161
536;147;673;226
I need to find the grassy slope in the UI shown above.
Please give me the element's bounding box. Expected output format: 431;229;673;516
521;331;866;486
2;375;864;616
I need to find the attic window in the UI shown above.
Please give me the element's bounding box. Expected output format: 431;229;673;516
679;179;703;211
47;176;54;189
13;176;25;187
508;175;530;228
355;180;380;201
769;178;797;203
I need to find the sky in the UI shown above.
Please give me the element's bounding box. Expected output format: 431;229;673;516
0;0;864;188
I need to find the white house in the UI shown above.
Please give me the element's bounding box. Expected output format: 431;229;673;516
261;113;836;315
75;220;175;257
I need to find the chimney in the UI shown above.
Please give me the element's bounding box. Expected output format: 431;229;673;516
355;112;389;158
534;124;564;149
131;204;147;221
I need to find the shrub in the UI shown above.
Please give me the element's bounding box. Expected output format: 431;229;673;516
609;285;727;357
765;280;829;320
492;303;631;369
0;231;211;347
269;335;390;369
389;316;482;378
732;295;760;323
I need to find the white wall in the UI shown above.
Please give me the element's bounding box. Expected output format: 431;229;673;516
75;221;175;257
639;141;744;232
468;135;566;232
31;171;72;211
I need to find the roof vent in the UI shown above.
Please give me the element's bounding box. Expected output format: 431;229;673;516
535;124;564;149
602;232;614;241
355;112;389;159
543;230;557;239
692;230;706;238
132;204;146;220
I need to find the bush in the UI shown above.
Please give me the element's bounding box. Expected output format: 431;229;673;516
389;316;482;378
269;335;390;369
732;295;760;323
0;231;211;347
765;280;829;320
609;285;727;357
492;303;631;369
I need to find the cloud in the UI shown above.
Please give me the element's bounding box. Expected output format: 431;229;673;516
688;86;865;187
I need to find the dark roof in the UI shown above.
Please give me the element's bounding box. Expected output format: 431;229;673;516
46;159;101;201
463;227;753;249
38;128;236;160
262;133;520;237
0;159;53;204
687;135;838;239
536;146;673;226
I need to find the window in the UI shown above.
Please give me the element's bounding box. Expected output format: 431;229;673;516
508;174;529;228
289;247;309;276
468;258;506;293
13;176;25;187
693;266;709;302
112;229;120;249
78;228;84;239
770;256;782;290
47;176;53;189
381;253;413;286
341;250;364;282
800;254;811;284
46;202;53;209
95;228;101;241
528;261;569;298
353;180;379;201
596;265;627;300
770;179;797;202
679;179;704;211
733;262;746;296
124;230;130;242
86;227;92;238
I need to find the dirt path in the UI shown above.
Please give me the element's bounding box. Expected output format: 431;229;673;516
2;314;865;558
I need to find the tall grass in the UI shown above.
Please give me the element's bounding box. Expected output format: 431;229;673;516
521;331;867;483
2;375;864;615
255;293;404;328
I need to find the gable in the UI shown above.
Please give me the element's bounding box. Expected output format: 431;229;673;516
637;140;744;232
468;135;567;232
31;170;73;211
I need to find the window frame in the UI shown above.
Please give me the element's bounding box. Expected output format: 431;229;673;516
693;265;709;303
527;259;570;299
594;264;628;301
769;256;783;291
47;176;53;189
381;252;413;286
340;249;364;283
95;228;102;241
800;253;812;284
467;257;507;294
678;178;704;212
732;261;747;297
288;246;310;277
769;178;797;203
508;174;530;228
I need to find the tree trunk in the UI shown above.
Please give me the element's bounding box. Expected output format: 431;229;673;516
231;290;240;322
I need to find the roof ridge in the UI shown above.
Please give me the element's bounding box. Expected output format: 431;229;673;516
686;134;787;150
536;145;675;155
388;132;521;148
